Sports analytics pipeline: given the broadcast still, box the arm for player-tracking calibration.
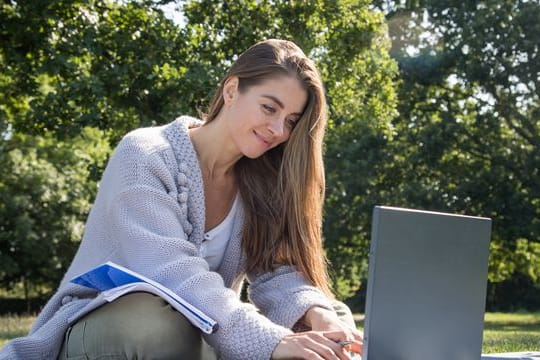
[248,267,363,360]
[247,265,334,329]
[246,251,363,357]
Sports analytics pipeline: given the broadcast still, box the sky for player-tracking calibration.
[159,2,185,27]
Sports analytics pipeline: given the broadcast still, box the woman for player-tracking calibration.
[1,39,362,359]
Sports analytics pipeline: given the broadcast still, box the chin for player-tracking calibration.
[243,152,266,159]
[242,146,274,159]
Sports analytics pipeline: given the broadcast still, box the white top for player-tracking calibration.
[200,193,240,271]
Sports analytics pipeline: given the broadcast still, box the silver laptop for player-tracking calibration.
[363,206,492,360]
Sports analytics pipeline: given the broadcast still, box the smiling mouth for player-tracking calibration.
[254,130,272,147]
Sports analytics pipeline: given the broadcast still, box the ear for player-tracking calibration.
[222,76,239,105]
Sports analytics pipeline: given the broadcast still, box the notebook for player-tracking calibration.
[362,206,492,360]
[70,262,218,334]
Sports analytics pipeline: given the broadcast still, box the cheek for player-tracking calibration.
[239,103,262,125]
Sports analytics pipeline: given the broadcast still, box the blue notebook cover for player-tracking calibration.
[71,262,218,334]
[71,263,143,291]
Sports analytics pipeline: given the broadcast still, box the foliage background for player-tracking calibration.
[0,0,539,312]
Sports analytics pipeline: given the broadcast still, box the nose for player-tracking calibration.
[268,117,285,138]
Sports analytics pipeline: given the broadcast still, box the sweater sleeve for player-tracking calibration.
[97,133,291,359]
[247,265,335,330]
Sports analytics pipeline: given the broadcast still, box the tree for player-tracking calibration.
[1,0,188,297]
[0,128,111,301]
[0,0,192,142]
[1,0,399,301]
[372,0,540,309]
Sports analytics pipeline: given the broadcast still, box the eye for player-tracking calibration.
[262,104,276,114]
[286,118,298,129]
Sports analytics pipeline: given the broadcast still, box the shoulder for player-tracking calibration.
[118,124,170,157]
[109,117,194,165]
[119,116,202,156]
[101,117,205,198]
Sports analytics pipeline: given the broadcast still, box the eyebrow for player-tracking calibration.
[261,94,303,116]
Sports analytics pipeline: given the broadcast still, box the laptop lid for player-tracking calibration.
[363,206,492,360]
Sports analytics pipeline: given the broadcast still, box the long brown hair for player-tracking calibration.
[204,39,332,296]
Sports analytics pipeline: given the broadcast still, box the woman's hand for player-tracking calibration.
[303,306,363,356]
[271,330,355,360]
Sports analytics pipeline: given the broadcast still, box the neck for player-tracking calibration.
[189,119,241,181]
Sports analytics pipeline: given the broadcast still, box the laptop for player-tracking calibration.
[362,206,492,360]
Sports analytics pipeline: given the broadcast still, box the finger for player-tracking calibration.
[307,342,348,360]
[306,333,352,360]
[320,329,350,342]
[311,330,356,357]
[280,330,358,359]
[347,339,363,355]
[342,325,363,344]
[321,330,363,358]
[303,346,328,360]
[335,329,363,355]
[274,334,327,360]
[350,331,363,354]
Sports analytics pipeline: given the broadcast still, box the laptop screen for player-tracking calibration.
[363,206,492,360]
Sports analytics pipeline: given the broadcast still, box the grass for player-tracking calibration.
[1,312,539,353]
[482,312,540,353]
[0,313,36,348]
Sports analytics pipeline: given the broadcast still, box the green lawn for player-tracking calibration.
[482,312,540,353]
[1,312,539,352]
[0,314,35,348]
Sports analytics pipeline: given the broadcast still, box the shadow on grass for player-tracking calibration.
[484,315,540,332]
[484,322,540,332]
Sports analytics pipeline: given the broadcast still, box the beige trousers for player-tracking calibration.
[57,292,356,360]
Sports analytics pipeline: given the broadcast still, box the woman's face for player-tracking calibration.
[222,75,308,159]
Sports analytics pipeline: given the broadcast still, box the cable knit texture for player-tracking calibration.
[0,116,333,360]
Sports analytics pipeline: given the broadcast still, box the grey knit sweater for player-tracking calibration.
[0,116,333,360]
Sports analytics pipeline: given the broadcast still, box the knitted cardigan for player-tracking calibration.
[0,116,333,360]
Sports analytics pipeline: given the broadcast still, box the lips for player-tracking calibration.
[253,130,272,148]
